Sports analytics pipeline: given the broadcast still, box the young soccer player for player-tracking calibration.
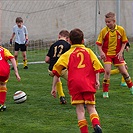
[0,46,21,111]
[10,17,29,69]
[51,28,104,133]
[45,30,70,104]
[96,12,133,98]
[110,42,130,87]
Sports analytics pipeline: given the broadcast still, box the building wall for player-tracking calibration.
[0,0,133,44]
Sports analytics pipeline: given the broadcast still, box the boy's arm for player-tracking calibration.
[45,55,50,64]
[10,58,21,81]
[116,43,126,61]
[25,34,29,46]
[125,42,130,52]
[95,73,100,90]
[10,33,15,45]
[51,75,58,98]
[97,45,106,61]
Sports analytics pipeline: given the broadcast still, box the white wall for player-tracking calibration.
[0,0,133,44]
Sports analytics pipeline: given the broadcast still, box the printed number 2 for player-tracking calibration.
[77,52,85,68]
[53,45,63,57]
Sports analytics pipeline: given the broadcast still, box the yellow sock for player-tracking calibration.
[56,81,65,98]
[121,76,125,83]
[110,69,120,75]
[23,59,27,67]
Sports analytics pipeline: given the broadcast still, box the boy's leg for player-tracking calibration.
[56,79,66,104]
[48,70,66,104]
[120,76,127,87]
[102,78,110,98]
[87,105,102,133]
[110,68,120,75]
[0,83,7,111]
[102,64,111,98]
[76,104,88,133]
[14,42,19,68]
[12,51,18,70]
[118,65,133,94]
[22,51,28,69]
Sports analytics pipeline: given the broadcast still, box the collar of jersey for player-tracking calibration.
[71,44,85,48]
[107,24,118,32]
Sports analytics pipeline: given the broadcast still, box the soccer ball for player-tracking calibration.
[13,90,27,104]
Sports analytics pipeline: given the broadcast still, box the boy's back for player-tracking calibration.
[47,39,70,71]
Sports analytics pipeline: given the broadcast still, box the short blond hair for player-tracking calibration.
[105,12,115,19]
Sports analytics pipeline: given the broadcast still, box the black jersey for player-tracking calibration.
[47,40,70,71]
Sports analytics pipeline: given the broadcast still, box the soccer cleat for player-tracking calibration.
[23,66,28,69]
[130,86,133,95]
[120,82,127,87]
[0,104,6,112]
[93,125,102,133]
[60,96,66,104]
[103,92,109,98]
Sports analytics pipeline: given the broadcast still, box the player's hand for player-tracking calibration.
[100,52,106,61]
[15,72,21,81]
[9,39,12,46]
[126,46,129,52]
[25,39,28,46]
[95,81,100,90]
[51,87,57,98]
[116,52,123,61]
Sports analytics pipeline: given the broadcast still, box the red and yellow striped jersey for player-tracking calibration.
[96,25,128,55]
[52,44,104,95]
[0,46,14,78]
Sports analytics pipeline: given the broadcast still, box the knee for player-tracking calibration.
[105,70,110,76]
[14,55,18,59]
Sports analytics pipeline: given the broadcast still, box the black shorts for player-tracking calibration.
[14,42,27,51]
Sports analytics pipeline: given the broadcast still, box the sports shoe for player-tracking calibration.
[103,92,109,98]
[130,86,133,95]
[93,125,102,133]
[60,96,66,104]
[23,66,28,69]
[121,82,127,87]
[0,104,6,112]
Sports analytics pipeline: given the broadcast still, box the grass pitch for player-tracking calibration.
[0,45,133,133]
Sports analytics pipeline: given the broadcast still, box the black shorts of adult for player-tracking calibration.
[14,42,27,51]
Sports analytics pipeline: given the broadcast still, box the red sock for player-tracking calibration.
[90,113,100,128]
[78,119,88,133]
[0,87,7,105]
[103,79,110,92]
[125,77,133,88]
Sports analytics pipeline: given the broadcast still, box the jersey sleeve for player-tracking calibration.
[24,26,28,35]
[121,27,128,43]
[52,52,69,77]
[96,27,107,46]
[4,48,14,60]
[96,30,104,46]
[47,46,52,57]
[13,26,16,33]
[88,48,104,73]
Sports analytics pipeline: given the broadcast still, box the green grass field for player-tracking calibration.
[0,45,133,133]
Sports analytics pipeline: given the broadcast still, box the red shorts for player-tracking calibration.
[104,55,124,66]
[71,92,95,105]
[0,76,8,83]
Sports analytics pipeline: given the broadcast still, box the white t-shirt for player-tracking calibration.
[13,25,28,44]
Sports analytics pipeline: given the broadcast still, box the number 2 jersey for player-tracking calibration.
[0,46,14,82]
[46,40,70,71]
[52,44,104,95]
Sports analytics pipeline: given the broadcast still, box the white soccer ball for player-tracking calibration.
[13,90,27,104]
